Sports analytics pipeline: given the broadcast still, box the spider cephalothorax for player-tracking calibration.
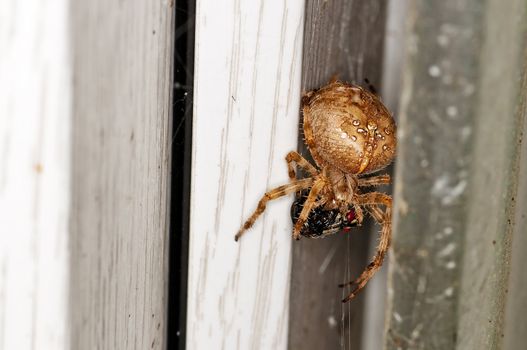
[235,79,396,302]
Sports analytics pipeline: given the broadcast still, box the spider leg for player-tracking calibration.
[285,151,318,181]
[235,178,313,241]
[340,192,392,302]
[292,178,326,240]
[365,204,385,224]
[314,198,326,207]
[353,204,365,225]
[358,174,390,187]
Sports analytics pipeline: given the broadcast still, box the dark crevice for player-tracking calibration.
[167,1,195,349]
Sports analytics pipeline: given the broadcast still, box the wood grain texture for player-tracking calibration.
[384,1,483,348]
[69,1,174,349]
[503,59,527,350]
[384,0,527,349]
[187,1,305,349]
[457,0,527,348]
[289,2,388,349]
[0,1,71,349]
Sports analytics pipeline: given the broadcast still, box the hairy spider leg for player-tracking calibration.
[365,204,385,224]
[339,192,392,302]
[352,203,365,224]
[358,174,391,187]
[292,178,326,240]
[352,173,391,225]
[234,178,314,242]
[285,151,319,181]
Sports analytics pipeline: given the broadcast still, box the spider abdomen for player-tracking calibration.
[303,81,396,174]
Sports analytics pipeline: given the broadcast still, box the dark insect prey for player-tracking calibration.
[290,191,358,238]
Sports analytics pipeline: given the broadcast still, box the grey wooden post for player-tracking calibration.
[69,2,174,348]
[384,0,527,349]
[289,1,388,349]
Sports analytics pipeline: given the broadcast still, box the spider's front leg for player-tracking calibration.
[285,151,318,181]
[340,192,392,302]
[235,178,313,241]
[292,178,326,240]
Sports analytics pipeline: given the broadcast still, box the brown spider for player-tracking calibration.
[235,78,396,302]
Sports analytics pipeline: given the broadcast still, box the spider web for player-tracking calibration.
[340,234,352,349]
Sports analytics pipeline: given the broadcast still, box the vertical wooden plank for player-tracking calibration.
[384,0,527,349]
[503,68,527,349]
[362,2,409,350]
[289,1,388,349]
[69,1,174,349]
[0,1,71,349]
[457,0,527,347]
[384,1,483,348]
[187,1,304,349]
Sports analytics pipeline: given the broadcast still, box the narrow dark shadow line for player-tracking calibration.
[167,1,195,349]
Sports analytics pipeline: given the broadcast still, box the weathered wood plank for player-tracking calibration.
[0,1,71,349]
[384,1,483,348]
[289,1,388,349]
[457,0,527,347]
[187,1,305,349]
[503,67,527,349]
[69,1,175,349]
[384,0,527,349]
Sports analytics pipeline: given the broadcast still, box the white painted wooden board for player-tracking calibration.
[187,1,305,348]
[0,0,71,349]
[69,1,174,349]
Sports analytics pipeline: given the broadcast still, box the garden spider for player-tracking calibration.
[235,79,396,302]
